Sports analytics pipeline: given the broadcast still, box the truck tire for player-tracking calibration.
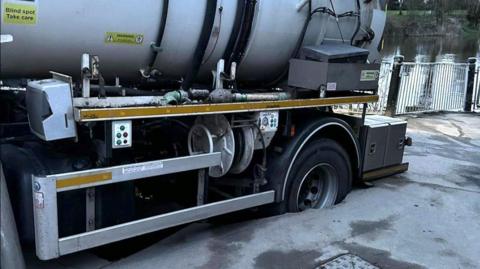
[286,139,352,212]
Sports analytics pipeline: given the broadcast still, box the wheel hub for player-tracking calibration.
[297,163,338,211]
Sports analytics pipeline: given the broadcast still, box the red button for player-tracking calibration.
[123,132,128,138]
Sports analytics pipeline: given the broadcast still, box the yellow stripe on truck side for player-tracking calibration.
[76,95,379,122]
[56,172,112,189]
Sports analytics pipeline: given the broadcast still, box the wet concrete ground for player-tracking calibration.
[27,112,480,269]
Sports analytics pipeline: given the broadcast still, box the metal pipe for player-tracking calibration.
[232,92,291,102]
[209,88,291,103]
[74,90,189,108]
[215,59,225,89]
[81,54,91,98]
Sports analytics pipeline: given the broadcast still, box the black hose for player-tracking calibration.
[223,0,247,69]
[350,0,362,46]
[98,74,106,98]
[329,0,345,43]
[148,0,169,70]
[253,123,267,189]
[225,0,257,70]
[181,0,218,90]
[202,6,223,65]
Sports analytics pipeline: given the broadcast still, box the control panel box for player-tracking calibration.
[288,59,381,92]
[360,116,407,172]
[255,111,279,150]
[112,120,132,149]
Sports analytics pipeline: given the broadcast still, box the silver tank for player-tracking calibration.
[0,0,383,83]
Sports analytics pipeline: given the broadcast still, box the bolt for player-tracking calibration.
[33,182,41,191]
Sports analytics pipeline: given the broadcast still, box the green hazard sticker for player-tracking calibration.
[3,3,37,25]
[105,32,144,45]
[360,70,380,82]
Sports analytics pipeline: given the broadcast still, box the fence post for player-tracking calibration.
[464,57,477,112]
[385,55,404,117]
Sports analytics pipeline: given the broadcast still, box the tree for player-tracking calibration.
[387,0,400,10]
[466,1,480,27]
[433,0,447,25]
[404,0,427,11]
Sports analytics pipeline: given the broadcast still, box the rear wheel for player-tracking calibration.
[286,139,352,212]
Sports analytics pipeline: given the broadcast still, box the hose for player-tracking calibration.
[147,0,169,75]
[350,0,362,46]
[253,123,267,191]
[329,0,345,43]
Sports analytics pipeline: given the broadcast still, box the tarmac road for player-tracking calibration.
[27,112,480,269]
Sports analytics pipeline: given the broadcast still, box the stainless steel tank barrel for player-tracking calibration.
[0,0,383,84]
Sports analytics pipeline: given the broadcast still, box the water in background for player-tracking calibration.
[346,35,480,115]
[381,35,480,63]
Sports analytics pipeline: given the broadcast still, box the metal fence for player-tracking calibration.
[394,62,469,114]
[339,57,479,115]
[335,62,392,114]
[474,62,480,110]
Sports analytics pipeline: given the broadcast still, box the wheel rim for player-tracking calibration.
[296,163,338,212]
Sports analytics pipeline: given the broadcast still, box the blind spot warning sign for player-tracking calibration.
[105,32,144,45]
[3,3,37,25]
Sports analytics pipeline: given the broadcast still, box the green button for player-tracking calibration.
[116,140,122,145]
[116,133,122,138]
[120,125,126,131]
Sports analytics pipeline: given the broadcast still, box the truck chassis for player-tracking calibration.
[20,93,408,260]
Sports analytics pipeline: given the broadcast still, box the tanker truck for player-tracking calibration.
[0,0,410,265]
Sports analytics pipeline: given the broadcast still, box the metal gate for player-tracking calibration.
[331,58,477,115]
[395,62,469,114]
[474,62,480,110]
[335,61,392,115]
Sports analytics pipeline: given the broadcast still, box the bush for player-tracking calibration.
[466,3,480,27]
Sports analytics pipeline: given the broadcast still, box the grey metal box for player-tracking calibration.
[26,79,77,141]
[288,59,381,92]
[361,116,407,172]
[301,43,370,62]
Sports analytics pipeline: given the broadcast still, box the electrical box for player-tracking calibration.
[288,59,381,92]
[288,43,380,92]
[112,120,132,149]
[254,111,279,150]
[26,79,77,141]
[361,116,407,172]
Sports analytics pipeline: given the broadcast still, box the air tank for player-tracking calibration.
[0,0,383,84]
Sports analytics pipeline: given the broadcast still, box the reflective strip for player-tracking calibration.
[76,96,379,122]
[56,172,112,189]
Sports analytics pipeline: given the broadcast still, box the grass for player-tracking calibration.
[462,24,480,37]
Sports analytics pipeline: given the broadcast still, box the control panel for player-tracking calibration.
[112,120,132,149]
[258,111,279,132]
[255,111,279,150]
